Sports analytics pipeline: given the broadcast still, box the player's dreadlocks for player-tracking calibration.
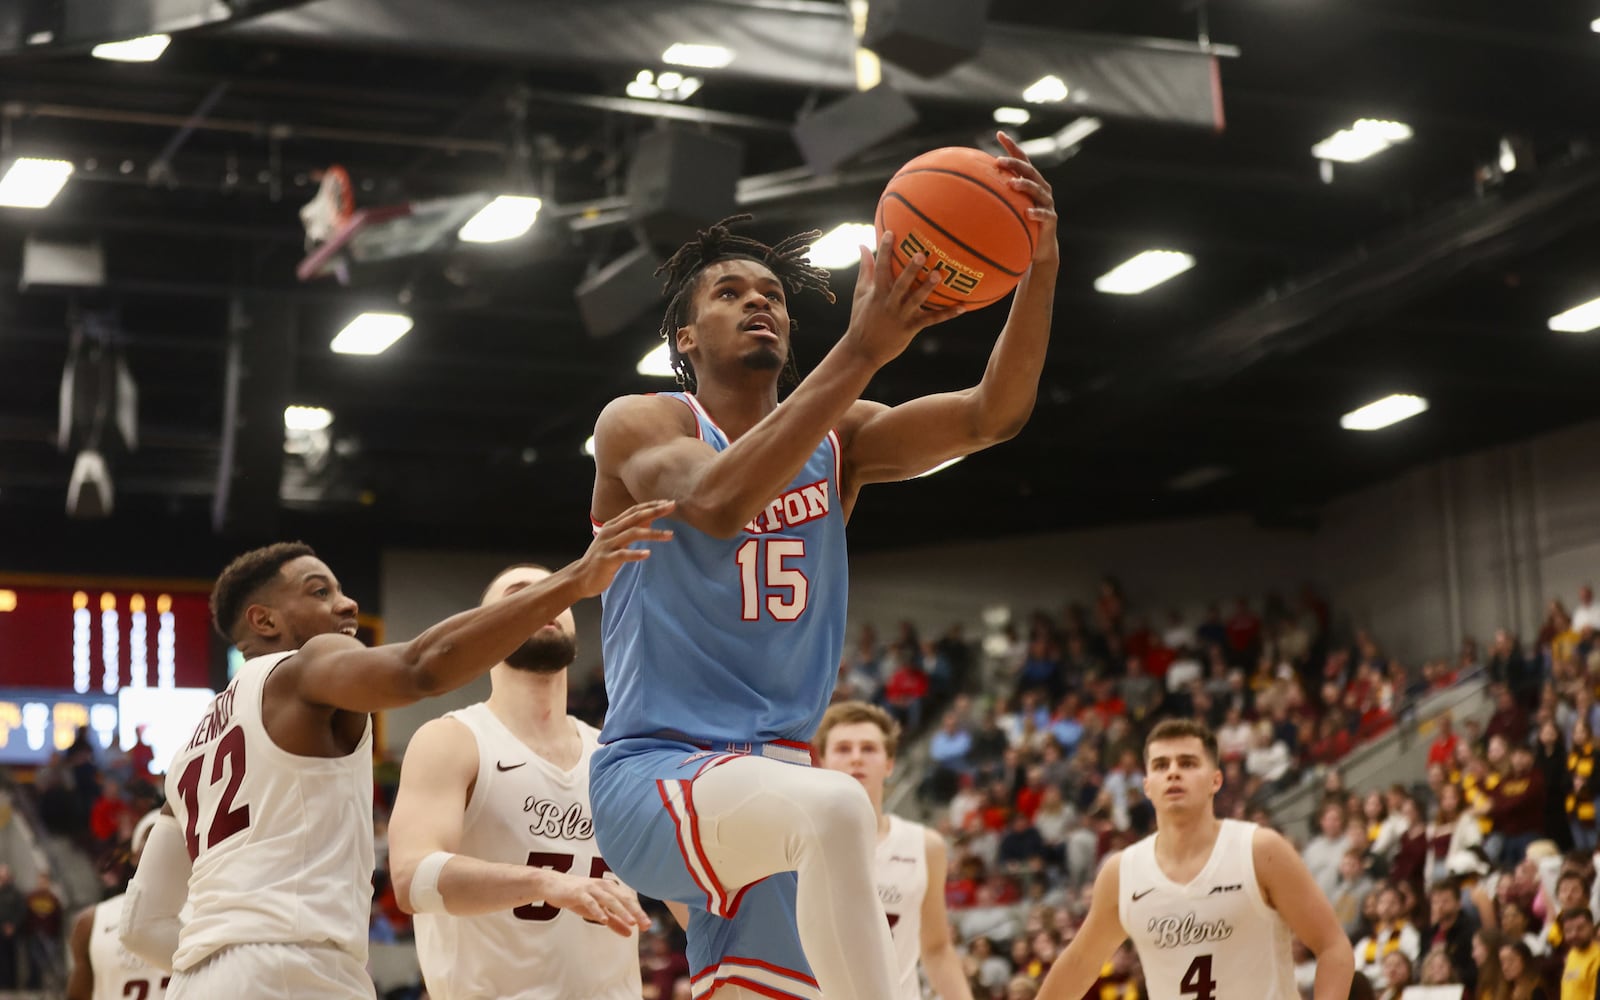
[656,214,837,391]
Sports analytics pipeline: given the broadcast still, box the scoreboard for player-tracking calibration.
[0,578,223,767]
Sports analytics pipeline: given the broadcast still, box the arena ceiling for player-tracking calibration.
[1,0,1598,559]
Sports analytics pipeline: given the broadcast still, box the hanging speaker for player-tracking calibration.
[791,84,919,175]
[863,0,991,78]
[626,129,743,251]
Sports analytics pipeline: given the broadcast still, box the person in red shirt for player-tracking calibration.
[127,725,156,780]
[87,779,130,846]
[1226,597,1262,658]
[883,659,930,729]
[1427,713,1460,768]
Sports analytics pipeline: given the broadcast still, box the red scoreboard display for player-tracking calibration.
[0,581,215,692]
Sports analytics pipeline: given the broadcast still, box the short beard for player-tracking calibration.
[741,345,784,372]
[504,631,577,674]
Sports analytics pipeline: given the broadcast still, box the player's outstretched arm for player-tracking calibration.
[1253,828,1354,1000]
[918,830,976,1000]
[284,500,673,713]
[836,131,1059,490]
[65,906,94,1000]
[118,806,189,972]
[593,233,958,538]
[1036,851,1128,1000]
[389,719,649,935]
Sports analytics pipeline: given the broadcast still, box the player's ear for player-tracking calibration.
[1211,765,1223,793]
[243,602,279,639]
[676,325,695,356]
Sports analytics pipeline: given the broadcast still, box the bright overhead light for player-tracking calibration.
[626,69,702,102]
[458,195,542,244]
[1017,116,1102,163]
[993,107,1031,125]
[914,456,965,479]
[1340,393,1429,431]
[331,312,413,355]
[1549,295,1600,333]
[91,34,171,62]
[1093,250,1195,295]
[637,343,676,378]
[663,43,734,68]
[1311,118,1413,163]
[808,223,877,269]
[1591,16,1600,31]
[283,406,333,431]
[1022,75,1069,104]
[0,158,74,209]
[583,435,597,458]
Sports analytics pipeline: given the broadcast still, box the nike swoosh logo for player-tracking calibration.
[1132,888,1156,901]
[496,761,526,772]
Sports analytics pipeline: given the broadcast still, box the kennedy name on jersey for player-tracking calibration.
[742,479,830,535]
[184,685,239,750]
[525,796,594,841]
[1148,913,1234,949]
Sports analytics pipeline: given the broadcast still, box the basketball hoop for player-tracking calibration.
[299,166,354,249]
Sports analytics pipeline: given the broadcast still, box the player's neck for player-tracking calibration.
[870,790,889,838]
[486,666,574,749]
[1154,808,1221,860]
[691,379,779,441]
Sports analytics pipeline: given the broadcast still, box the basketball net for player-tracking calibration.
[299,165,354,249]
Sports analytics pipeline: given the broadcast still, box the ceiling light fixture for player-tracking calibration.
[662,43,734,68]
[914,456,965,479]
[1093,250,1195,295]
[283,406,333,431]
[330,312,413,355]
[458,195,542,243]
[637,343,676,377]
[992,107,1031,125]
[807,223,877,269]
[1022,75,1069,104]
[583,435,597,457]
[91,34,171,62]
[1339,393,1429,431]
[0,158,74,208]
[1549,295,1600,333]
[1311,119,1413,163]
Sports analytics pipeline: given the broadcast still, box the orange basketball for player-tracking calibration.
[874,146,1040,311]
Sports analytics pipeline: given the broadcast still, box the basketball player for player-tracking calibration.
[1035,719,1354,1000]
[117,501,674,999]
[816,701,973,1000]
[387,563,648,1000]
[68,810,168,1000]
[588,131,1057,1000]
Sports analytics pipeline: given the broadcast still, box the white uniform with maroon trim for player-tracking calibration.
[1118,819,1296,1000]
[89,895,169,1000]
[163,651,374,997]
[413,704,642,1000]
[875,815,927,1000]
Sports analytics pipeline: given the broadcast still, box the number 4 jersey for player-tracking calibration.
[412,705,641,1000]
[597,391,848,746]
[1118,819,1297,1000]
[164,651,374,973]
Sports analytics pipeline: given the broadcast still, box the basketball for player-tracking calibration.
[874,146,1041,311]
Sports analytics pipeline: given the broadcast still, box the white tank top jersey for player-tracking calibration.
[89,895,169,1000]
[412,704,642,1000]
[1118,819,1297,1000]
[876,814,928,1000]
[164,651,374,972]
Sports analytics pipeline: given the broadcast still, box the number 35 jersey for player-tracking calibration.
[164,651,374,973]
[412,705,641,1000]
[1118,820,1297,1000]
[597,391,848,746]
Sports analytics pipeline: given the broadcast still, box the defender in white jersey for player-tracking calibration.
[817,702,972,1000]
[118,507,673,998]
[389,564,648,1000]
[1038,719,1354,1000]
[68,811,168,1000]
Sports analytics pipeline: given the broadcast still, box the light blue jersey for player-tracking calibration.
[596,391,847,746]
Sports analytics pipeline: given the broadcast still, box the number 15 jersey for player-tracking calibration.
[164,651,374,973]
[597,391,848,746]
[1118,820,1297,1000]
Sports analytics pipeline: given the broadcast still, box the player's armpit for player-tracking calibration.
[388,718,476,912]
[1035,851,1129,1000]
[1253,828,1354,1000]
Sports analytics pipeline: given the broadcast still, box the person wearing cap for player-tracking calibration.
[1560,907,1600,1000]
[68,810,168,1000]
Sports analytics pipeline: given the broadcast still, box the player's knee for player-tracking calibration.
[800,770,876,843]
